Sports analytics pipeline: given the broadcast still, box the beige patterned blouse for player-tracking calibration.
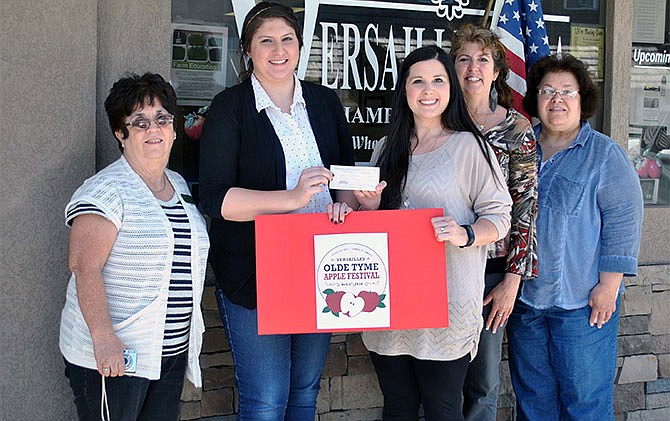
[361,131,512,361]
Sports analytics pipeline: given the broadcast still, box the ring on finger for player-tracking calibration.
[439,227,446,233]
[497,313,504,317]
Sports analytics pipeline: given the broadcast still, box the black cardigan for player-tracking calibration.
[199,78,354,309]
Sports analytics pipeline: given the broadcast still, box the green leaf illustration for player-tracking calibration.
[323,288,335,295]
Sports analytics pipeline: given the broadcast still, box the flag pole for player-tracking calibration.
[480,0,496,28]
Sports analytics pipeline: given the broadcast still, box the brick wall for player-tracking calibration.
[614,265,670,420]
[180,264,670,420]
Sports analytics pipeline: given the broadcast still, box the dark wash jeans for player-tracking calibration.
[64,352,186,421]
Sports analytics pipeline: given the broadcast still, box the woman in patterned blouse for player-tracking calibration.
[451,24,539,421]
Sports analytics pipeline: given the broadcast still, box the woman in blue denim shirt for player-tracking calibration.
[507,55,643,421]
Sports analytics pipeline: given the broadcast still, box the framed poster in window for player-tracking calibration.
[633,0,667,44]
[171,23,228,106]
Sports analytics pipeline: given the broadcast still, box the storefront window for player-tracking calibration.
[629,0,670,206]
[170,0,606,184]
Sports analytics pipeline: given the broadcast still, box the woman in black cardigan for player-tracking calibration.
[199,2,356,420]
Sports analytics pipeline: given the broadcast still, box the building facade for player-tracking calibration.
[1,0,668,419]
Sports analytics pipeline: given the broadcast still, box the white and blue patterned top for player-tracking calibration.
[60,156,209,386]
[251,73,333,214]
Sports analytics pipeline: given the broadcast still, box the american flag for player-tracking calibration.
[491,0,551,116]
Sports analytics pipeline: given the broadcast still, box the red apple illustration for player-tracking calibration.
[340,292,365,317]
[184,114,205,140]
[324,291,345,315]
[357,291,380,312]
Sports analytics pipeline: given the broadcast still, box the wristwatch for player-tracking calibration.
[459,224,475,248]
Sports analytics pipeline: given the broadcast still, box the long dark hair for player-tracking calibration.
[377,45,498,210]
[238,2,303,81]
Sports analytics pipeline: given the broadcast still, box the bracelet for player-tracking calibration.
[459,224,475,248]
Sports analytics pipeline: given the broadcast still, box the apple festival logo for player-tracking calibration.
[317,243,388,318]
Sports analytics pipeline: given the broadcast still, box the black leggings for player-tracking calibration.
[370,352,470,421]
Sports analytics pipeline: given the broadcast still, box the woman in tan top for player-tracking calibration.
[349,45,511,420]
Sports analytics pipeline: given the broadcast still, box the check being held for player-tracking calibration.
[329,165,380,191]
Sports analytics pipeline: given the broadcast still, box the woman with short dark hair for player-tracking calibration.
[60,72,210,420]
[507,54,643,420]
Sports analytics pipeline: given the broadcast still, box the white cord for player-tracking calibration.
[101,375,110,421]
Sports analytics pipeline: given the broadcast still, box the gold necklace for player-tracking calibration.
[412,129,449,154]
[472,110,494,132]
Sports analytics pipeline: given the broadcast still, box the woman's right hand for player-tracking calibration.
[92,332,126,377]
[290,166,334,208]
[354,181,387,211]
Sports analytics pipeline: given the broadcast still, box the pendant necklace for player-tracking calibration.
[473,111,493,132]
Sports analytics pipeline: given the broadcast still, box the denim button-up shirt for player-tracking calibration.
[519,122,643,310]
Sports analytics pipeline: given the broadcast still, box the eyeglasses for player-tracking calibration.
[538,86,579,99]
[125,113,174,130]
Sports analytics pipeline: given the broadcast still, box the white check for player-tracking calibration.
[329,165,380,191]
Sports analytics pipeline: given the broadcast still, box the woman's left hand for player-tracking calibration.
[354,181,386,212]
[588,281,619,329]
[92,332,127,377]
[431,215,468,246]
[326,202,353,224]
[483,273,521,333]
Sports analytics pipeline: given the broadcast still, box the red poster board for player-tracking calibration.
[255,208,448,334]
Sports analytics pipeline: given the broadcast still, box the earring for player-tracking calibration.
[489,82,498,112]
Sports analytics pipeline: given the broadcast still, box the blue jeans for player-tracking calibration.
[216,286,331,421]
[462,272,505,421]
[507,298,620,421]
[64,352,186,421]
